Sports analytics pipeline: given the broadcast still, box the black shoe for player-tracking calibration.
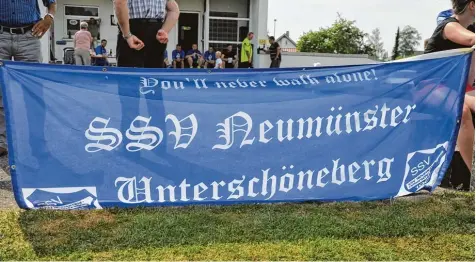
[0,147,7,157]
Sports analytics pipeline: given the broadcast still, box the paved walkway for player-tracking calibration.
[0,155,16,209]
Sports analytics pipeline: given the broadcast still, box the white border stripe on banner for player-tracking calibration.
[387,47,475,63]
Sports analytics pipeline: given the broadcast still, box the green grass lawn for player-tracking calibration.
[0,191,474,261]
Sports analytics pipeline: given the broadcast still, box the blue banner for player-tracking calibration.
[0,50,472,210]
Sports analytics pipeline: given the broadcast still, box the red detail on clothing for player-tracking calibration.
[466,84,475,93]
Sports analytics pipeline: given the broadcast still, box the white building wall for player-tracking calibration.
[209,0,248,16]
[53,0,116,62]
[250,0,268,68]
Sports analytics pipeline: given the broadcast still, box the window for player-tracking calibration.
[210,43,236,53]
[208,11,250,49]
[65,6,99,16]
[64,5,99,38]
[209,12,238,42]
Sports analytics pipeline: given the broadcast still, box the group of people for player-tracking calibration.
[73,22,110,66]
[127,30,281,70]
[164,44,237,69]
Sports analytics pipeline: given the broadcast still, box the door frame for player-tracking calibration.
[175,11,203,52]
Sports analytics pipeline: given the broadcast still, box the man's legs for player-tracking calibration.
[117,22,148,157]
[12,31,44,158]
[12,32,42,62]
[0,32,14,154]
[239,62,250,68]
[225,62,234,69]
[141,22,167,155]
[270,59,281,68]
[197,58,204,68]
[143,22,166,68]
[187,57,193,68]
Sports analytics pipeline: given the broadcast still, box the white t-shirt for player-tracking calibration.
[215,58,223,69]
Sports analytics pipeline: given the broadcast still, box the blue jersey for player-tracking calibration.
[172,50,185,60]
[204,51,216,61]
[437,9,453,25]
[186,49,202,61]
[94,45,108,66]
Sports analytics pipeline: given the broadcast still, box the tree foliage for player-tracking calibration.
[399,25,422,57]
[367,28,386,60]
[297,14,374,55]
[391,27,401,60]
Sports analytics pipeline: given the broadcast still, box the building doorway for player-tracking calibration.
[178,12,200,52]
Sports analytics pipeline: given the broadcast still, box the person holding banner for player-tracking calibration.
[0,0,57,156]
[114,0,179,68]
[425,0,475,170]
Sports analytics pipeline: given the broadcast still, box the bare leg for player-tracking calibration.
[457,101,474,171]
[465,95,475,111]
[457,50,475,170]
[468,51,475,87]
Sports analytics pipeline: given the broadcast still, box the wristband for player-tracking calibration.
[123,32,133,40]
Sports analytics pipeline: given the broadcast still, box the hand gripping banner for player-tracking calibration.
[0,49,472,210]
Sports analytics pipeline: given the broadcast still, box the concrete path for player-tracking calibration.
[0,155,16,209]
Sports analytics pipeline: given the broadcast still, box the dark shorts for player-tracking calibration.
[270,59,281,68]
[239,62,252,68]
[174,60,184,68]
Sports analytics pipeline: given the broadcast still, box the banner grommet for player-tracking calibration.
[0,61,3,67]
[10,165,15,170]
[102,68,107,72]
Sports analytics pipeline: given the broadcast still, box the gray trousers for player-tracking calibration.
[270,59,281,68]
[0,30,42,150]
[74,48,91,66]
